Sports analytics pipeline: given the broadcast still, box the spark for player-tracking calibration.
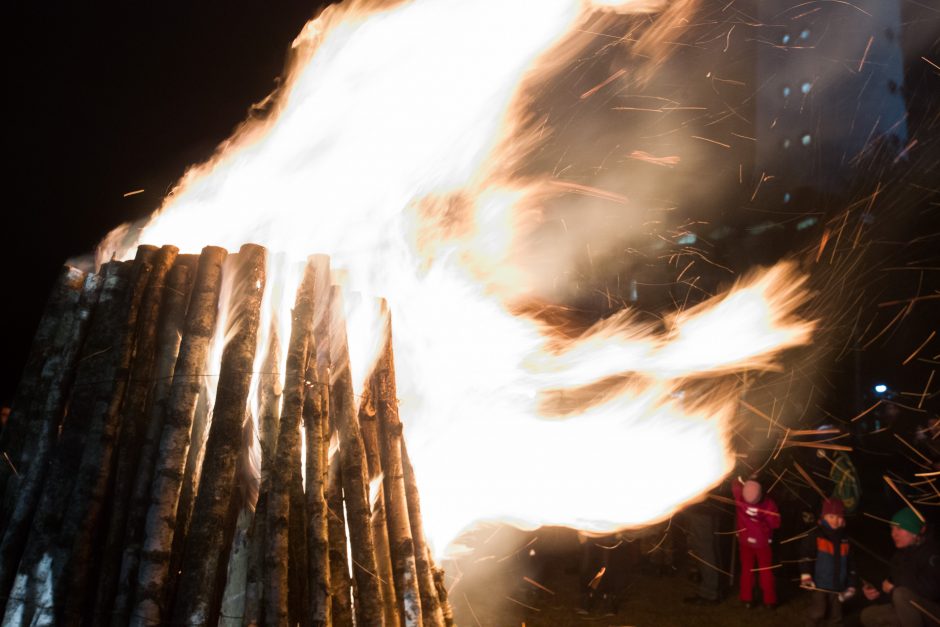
[911,600,940,624]
[505,596,540,611]
[857,36,874,72]
[902,333,936,366]
[862,512,894,525]
[580,68,627,99]
[850,400,883,422]
[883,475,926,523]
[2,452,18,477]
[687,550,732,576]
[690,135,731,148]
[122,189,146,198]
[918,370,935,409]
[793,461,826,499]
[626,150,680,167]
[522,576,555,595]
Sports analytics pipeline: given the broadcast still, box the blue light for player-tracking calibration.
[874,384,888,394]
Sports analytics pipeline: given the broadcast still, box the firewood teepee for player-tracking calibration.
[0,243,453,627]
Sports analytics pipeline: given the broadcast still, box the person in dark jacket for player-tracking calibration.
[799,498,857,626]
[861,507,940,626]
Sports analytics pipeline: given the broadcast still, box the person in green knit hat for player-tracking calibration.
[861,507,940,626]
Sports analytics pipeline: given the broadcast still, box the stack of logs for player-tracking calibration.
[0,243,453,627]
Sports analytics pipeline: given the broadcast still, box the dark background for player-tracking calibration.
[3,0,326,401]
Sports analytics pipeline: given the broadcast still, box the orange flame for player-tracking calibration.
[99,0,814,554]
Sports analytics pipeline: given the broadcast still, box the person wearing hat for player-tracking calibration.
[861,507,940,626]
[732,476,781,609]
[799,498,857,626]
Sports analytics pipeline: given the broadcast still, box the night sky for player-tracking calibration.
[3,0,939,413]
[4,1,325,401]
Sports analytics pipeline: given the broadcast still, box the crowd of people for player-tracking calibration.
[572,435,940,626]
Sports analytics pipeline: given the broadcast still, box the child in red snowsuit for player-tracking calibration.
[733,477,781,608]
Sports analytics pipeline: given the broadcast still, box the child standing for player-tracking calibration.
[733,477,781,608]
[799,498,857,626]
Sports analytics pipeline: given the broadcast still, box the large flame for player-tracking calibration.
[101,0,815,553]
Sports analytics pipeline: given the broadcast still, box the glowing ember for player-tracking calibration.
[99,0,815,554]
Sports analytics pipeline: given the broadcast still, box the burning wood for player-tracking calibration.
[0,243,450,626]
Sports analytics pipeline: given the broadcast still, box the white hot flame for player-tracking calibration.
[101,0,815,554]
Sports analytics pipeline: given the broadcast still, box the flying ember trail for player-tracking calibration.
[100,0,816,553]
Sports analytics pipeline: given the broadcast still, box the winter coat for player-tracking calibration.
[889,536,940,602]
[799,520,857,591]
[732,481,781,547]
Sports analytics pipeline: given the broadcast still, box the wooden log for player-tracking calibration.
[432,568,455,627]
[329,287,386,627]
[106,255,197,626]
[57,252,154,626]
[94,245,178,623]
[359,382,401,627]
[217,398,257,627]
[305,358,331,627]
[0,269,100,608]
[305,254,332,627]
[288,462,310,625]
[171,243,266,627]
[167,362,212,600]
[375,309,423,627]
[243,329,282,627]
[131,246,227,627]
[219,507,252,627]
[326,452,353,626]
[401,442,446,627]
[0,266,89,509]
[265,260,315,627]
[1,250,148,626]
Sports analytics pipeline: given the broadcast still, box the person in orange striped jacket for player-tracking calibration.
[799,498,857,626]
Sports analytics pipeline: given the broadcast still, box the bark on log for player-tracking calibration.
[106,255,197,627]
[432,568,455,627]
[288,464,309,625]
[265,260,315,627]
[1,250,148,626]
[401,442,446,627]
[131,246,227,627]
[0,266,88,510]
[243,328,280,626]
[0,269,99,609]
[2,254,146,627]
[326,453,353,626]
[359,383,401,627]
[243,329,281,627]
[375,310,423,627]
[167,369,211,599]
[329,287,386,627]
[171,243,266,627]
[219,507,252,627]
[94,245,178,624]
[305,354,331,627]
[57,252,154,626]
